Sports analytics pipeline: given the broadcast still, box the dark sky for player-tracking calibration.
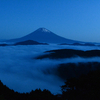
[0,0,100,42]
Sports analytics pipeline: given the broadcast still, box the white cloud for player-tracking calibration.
[0,44,100,94]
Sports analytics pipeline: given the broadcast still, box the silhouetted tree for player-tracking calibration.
[0,80,60,100]
[61,70,100,100]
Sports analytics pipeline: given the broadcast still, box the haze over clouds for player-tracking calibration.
[0,45,100,94]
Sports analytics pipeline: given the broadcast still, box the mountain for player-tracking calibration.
[36,49,100,59]
[59,42,96,46]
[7,28,80,43]
[14,40,48,45]
[0,44,8,46]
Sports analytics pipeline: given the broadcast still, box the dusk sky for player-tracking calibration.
[0,0,100,42]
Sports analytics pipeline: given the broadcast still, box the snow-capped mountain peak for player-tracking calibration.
[42,28,50,32]
[37,28,51,33]
[6,27,77,43]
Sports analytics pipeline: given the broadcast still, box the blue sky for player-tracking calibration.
[0,0,100,42]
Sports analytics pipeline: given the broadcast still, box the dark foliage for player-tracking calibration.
[36,49,100,59]
[0,80,60,100]
[1,63,100,100]
[57,62,100,80]
[61,70,100,100]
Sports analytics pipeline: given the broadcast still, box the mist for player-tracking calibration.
[0,44,100,94]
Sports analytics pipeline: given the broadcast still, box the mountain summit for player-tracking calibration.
[35,28,51,33]
[7,28,77,43]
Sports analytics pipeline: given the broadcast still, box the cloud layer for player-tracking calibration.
[0,45,100,94]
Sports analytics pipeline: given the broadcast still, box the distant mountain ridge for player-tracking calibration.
[7,28,80,43]
[14,40,48,45]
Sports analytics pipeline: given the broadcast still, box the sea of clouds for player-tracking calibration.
[0,44,100,94]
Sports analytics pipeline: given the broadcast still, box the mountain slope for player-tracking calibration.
[7,28,79,43]
[14,40,48,45]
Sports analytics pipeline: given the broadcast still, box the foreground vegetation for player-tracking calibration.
[0,81,60,100]
[61,70,100,100]
[0,69,100,100]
